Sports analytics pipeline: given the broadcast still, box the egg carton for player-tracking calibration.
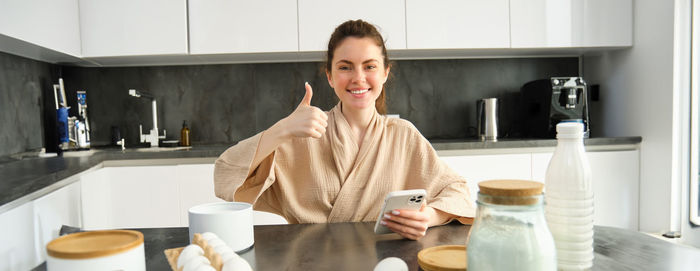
[164,232,252,271]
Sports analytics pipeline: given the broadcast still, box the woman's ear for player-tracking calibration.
[326,70,334,88]
[382,66,390,84]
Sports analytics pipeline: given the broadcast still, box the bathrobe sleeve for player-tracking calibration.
[213,131,277,204]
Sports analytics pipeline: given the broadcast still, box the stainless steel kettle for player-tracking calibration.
[477,98,498,141]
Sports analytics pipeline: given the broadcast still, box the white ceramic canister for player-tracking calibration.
[188,202,254,252]
[46,230,145,271]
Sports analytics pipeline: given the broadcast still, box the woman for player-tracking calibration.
[214,20,474,240]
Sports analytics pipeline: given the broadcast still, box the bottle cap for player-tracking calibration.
[556,122,584,138]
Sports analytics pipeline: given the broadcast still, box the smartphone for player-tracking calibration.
[374,189,427,234]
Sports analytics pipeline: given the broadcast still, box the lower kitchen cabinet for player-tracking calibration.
[33,181,82,260]
[0,180,83,271]
[532,150,640,230]
[440,153,532,205]
[440,149,640,230]
[176,164,223,226]
[82,166,181,230]
[0,202,38,271]
[81,164,220,229]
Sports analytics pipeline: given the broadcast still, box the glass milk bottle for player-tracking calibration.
[467,180,556,271]
[545,122,594,270]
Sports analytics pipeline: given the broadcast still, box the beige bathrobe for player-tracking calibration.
[214,103,475,224]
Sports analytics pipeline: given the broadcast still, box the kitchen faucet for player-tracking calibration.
[129,89,165,147]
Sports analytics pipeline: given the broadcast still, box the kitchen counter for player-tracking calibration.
[31,221,700,271]
[0,137,641,213]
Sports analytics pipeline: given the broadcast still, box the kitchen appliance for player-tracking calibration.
[76,90,91,148]
[52,79,90,151]
[477,98,498,141]
[520,77,590,138]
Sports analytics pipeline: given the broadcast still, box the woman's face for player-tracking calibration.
[326,37,389,112]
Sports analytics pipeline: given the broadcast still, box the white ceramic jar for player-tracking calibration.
[46,230,145,271]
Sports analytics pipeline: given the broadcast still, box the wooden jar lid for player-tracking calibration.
[478,180,543,205]
[47,230,144,259]
[417,245,466,271]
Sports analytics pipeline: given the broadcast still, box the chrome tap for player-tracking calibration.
[129,89,166,147]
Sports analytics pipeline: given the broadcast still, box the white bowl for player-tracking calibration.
[188,202,254,253]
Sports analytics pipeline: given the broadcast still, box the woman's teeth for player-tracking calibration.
[350,89,369,94]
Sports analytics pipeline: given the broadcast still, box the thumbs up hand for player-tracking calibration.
[277,82,328,139]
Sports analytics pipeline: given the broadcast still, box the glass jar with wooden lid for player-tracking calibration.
[46,230,145,271]
[466,180,556,271]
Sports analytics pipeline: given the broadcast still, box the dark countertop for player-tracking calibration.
[1,137,641,213]
[32,222,700,271]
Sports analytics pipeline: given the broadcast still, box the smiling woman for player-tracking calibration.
[213,19,475,241]
[324,20,391,115]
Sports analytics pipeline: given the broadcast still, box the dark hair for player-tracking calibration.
[325,19,391,115]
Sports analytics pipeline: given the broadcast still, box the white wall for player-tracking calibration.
[681,0,700,248]
[583,1,676,233]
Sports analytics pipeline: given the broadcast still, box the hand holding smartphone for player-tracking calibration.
[374,189,427,234]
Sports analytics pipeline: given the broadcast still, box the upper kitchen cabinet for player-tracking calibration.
[0,0,82,62]
[298,0,406,51]
[189,0,298,54]
[510,0,633,48]
[405,0,510,49]
[79,0,188,57]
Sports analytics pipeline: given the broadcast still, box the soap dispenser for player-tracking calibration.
[180,120,191,146]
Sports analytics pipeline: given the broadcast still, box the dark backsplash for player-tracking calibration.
[0,51,578,155]
[0,52,57,157]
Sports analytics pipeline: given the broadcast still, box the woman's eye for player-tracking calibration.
[366,65,376,70]
[338,66,350,71]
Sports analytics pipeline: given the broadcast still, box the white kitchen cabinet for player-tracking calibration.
[81,166,180,230]
[189,0,298,54]
[406,0,510,49]
[510,0,632,48]
[32,181,82,261]
[440,149,639,230]
[78,0,188,57]
[298,0,406,51]
[532,150,640,230]
[581,0,633,47]
[440,153,532,204]
[82,164,223,229]
[176,164,224,226]
[0,202,38,271]
[0,0,81,56]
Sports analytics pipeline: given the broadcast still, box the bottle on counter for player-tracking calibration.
[180,120,191,147]
[545,122,594,270]
[467,180,556,271]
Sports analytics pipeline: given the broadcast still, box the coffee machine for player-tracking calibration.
[520,77,590,138]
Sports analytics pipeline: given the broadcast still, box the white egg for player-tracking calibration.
[373,257,408,271]
[177,244,205,268]
[201,232,219,241]
[207,238,226,248]
[220,250,240,262]
[213,243,235,255]
[222,257,253,271]
[183,255,211,271]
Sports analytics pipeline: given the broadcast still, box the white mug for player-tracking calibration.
[188,202,254,252]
